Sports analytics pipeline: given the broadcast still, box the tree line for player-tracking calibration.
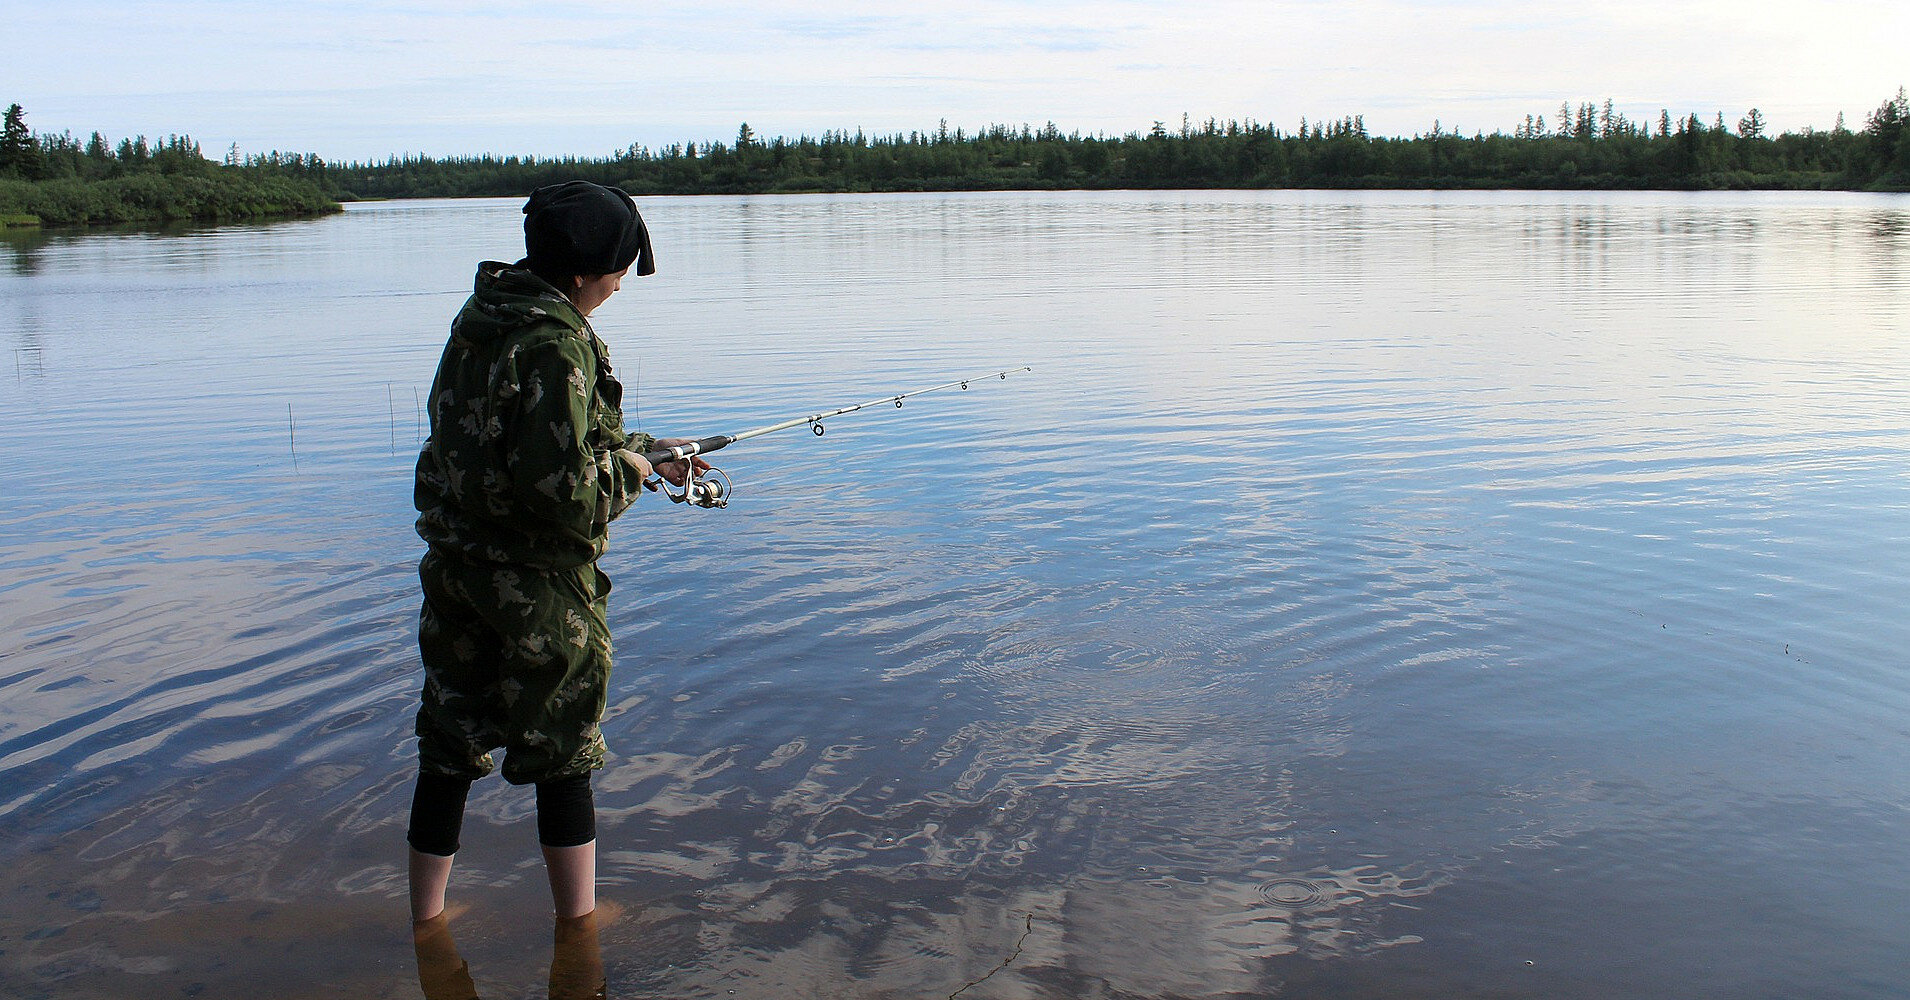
[323,91,1910,199]
[0,103,340,227]
[4,91,1907,227]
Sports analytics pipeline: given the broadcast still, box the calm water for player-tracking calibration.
[2,190,1908,999]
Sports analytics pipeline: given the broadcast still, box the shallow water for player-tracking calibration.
[2,189,1908,998]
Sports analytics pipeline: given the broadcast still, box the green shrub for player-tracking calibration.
[0,170,340,226]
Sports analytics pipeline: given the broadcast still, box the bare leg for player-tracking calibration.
[541,841,596,919]
[410,848,456,923]
[407,772,471,923]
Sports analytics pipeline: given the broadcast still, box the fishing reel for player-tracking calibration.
[645,466,732,509]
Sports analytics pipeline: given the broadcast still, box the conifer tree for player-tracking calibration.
[2,103,45,178]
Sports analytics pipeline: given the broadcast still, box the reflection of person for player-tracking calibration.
[405,180,703,927]
[410,912,478,1000]
[412,908,609,1000]
[548,910,611,1000]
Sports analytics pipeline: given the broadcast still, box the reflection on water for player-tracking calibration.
[2,190,1909,998]
[413,908,608,1000]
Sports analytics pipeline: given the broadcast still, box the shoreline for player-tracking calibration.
[0,175,343,229]
[0,203,342,231]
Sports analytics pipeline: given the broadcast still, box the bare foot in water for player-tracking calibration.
[413,901,473,935]
[587,898,626,926]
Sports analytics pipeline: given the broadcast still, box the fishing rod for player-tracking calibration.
[636,366,1032,509]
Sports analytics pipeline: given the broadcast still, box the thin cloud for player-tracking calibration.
[7,0,1904,161]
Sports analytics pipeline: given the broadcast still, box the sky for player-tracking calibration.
[6,0,1907,163]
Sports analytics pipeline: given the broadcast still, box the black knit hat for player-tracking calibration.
[522,181,655,278]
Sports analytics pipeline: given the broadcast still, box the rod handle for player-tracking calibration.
[638,434,734,467]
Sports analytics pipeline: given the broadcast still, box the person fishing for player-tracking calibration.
[404,180,705,933]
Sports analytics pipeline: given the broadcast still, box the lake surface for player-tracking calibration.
[2,189,1908,999]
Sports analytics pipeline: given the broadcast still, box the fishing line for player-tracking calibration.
[638,366,1032,509]
[948,913,1036,1000]
[631,353,643,438]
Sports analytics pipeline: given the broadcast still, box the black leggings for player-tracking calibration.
[407,773,596,856]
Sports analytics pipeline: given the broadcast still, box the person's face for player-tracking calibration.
[570,267,629,316]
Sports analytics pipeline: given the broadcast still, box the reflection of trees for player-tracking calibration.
[1868,211,1906,242]
[4,231,47,378]
[2,225,48,276]
[4,225,55,380]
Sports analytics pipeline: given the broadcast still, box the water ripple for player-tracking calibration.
[4,190,1909,998]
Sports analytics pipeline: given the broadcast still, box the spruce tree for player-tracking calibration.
[2,103,44,178]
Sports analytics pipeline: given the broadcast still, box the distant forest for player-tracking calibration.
[327,92,1910,199]
[4,91,1908,227]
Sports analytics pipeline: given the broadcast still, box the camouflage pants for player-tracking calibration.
[415,549,614,784]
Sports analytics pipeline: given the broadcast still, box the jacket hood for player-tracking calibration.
[450,261,588,346]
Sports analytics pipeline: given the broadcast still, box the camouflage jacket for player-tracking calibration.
[414,262,656,570]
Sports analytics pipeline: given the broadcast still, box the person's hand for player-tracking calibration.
[652,438,712,487]
[614,448,653,482]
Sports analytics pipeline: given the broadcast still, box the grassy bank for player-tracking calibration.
[0,172,341,227]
